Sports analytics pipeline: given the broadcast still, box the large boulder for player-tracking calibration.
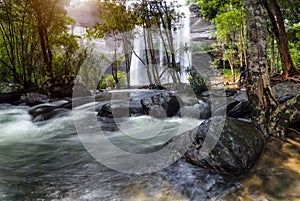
[98,90,182,119]
[98,100,143,119]
[227,100,250,118]
[272,82,300,103]
[140,91,181,117]
[179,95,250,120]
[25,92,49,106]
[211,90,250,119]
[171,117,265,175]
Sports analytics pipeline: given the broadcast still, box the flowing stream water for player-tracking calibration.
[0,103,239,200]
[1,99,300,200]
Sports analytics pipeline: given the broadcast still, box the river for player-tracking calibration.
[0,102,299,200]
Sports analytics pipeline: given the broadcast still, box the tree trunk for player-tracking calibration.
[228,59,235,83]
[113,41,119,89]
[143,28,153,85]
[244,0,278,136]
[122,32,132,88]
[245,0,300,137]
[37,18,53,98]
[262,0,299,78]
[270,31,275,74]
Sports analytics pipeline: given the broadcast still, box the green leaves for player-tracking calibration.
[88,1,137,38]
[0,0,83,88]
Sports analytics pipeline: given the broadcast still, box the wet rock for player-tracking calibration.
[227,101,250,118]
[194,93,250,119]
[28,103,70,122]
[226,91,250,118]
[173,117,265,175]
[25,93,49,106]
[225,98,240,112]
[98,101,137,118]
[50,100,70,108]
[272,83,300,103]
[29,104,56,121]
[139,84,167,90]
[70,96,95,108]
[211,92,250,119]
[141,91,181,117]
[97,90,182,119]
[232,91,248,102]
[40,108,70,121]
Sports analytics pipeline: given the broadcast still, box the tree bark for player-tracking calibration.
[112,40,119,89]
[37,17,53,98]
[122,32,132,88]
[262,0,299,78]
[245,0,300,137]
[270,31,275,74]
[244,0,278,135]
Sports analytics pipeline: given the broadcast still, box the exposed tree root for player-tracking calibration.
[287,127,300,136]
[285,75,300,83]
[269,94,300,136]
[270,74,300,86]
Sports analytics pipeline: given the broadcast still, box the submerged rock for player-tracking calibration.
[28,103,70,122]
[172,117,265,175]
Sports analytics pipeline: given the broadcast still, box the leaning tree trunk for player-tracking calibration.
[244,0,278,136]
[262,0,299,78]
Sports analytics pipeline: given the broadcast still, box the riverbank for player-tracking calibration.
[230,128,300,200]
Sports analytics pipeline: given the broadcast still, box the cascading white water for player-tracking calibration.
[176,5,191,83]
[129,27,149,86]
[130,3,191,86]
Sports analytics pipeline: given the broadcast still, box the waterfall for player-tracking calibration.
[129,3,191,86]
[129,27,149,86]
[177,5,191,83]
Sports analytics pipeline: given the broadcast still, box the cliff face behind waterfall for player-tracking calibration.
[66,1,215,41]
[66,1,102,28]
[190,17,216,42]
